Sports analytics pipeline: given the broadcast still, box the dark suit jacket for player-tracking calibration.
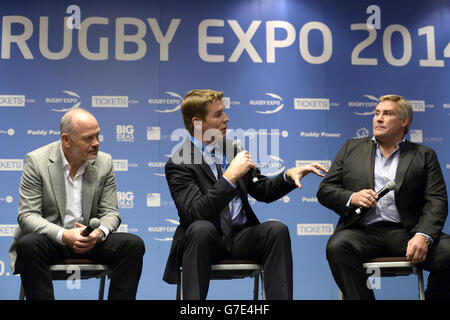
[317,137,448,238]
[163,139,296,284]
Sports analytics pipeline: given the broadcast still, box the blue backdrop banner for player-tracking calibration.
[0,0,449,299]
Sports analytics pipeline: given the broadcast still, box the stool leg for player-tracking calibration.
[417,268,425,300]
[176,271,183,300]
[99,276,106,300]
[260,271,266,300]
[19,282,25,300]
[338,288,344,300]
[253,274,259,300]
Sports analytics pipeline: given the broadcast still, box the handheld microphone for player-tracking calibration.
[81,218,100,236]
[232,140,259,183]
[355,181,396,215]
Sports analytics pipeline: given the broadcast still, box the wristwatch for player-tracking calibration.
[425,236,432,246]
[97,229,105,242]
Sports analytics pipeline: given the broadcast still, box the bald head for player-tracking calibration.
[60,108,97,138]
[60,108,100,165]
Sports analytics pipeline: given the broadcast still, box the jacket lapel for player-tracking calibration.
[82,161,97,223]
[364,139,376,190]
[48,141,66,223]
[188,140,218,183]
[394,141,416,192]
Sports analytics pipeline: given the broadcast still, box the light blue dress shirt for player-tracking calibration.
[189,136,247,226]
[358,137,403,225]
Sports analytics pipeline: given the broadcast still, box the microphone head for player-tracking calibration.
[232,139,244,152]
[386,181,396,191]
[89,218,100,229]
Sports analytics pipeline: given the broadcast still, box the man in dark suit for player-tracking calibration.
[317,94,450,299]
[163,89,327,299]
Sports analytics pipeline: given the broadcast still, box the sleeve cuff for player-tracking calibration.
[56,228,66,244]
[98,225,110,241]
[416,232,434,246]
[283,171,295,185]
[346,193,356,207]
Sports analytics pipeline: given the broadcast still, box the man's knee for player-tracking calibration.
[113,233,145,257]
[185,220,217,242]
[264,221,289,237]
[326,232,348,263]
[16,233,49,256]
[261,221,291,248]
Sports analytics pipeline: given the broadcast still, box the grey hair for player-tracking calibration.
[379,94,413,134]
[59,108,93,137]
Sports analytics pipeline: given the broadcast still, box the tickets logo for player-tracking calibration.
[0,159,24,171]
[0,225,17,237]
[294,98,330,110]
[296,160,331,171]
[297,223,334,236]
[112,159,138,171]
[0,95,25,107]
[92,96,129,108]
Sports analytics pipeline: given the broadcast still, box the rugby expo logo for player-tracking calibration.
[250,93,284,114]
[350,94,428,116]
[46,90,81,112]
[148,91,183,113]
[258,155,286,177]
[349,94,378,115]
[148,219,179,242]
[148,160,166,177]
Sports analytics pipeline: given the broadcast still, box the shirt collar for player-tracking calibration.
[60,143,88,177]
[189,134,221,155]
[371,136,405,149]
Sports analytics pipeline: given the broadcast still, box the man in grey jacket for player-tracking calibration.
[9,108,145,300]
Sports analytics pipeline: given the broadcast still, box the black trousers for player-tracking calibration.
[180,220,293,300]
[326,222,450,299]
[15,232,145,300]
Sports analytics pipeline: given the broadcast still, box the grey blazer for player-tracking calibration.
[9,140,121,273]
